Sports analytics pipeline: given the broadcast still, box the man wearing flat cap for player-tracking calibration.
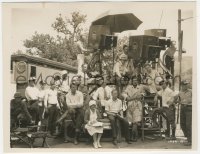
[175,80,192,146]
[113,53,129,78]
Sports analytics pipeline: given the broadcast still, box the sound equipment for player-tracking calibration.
[14,61,28,83]
[99,35,118,50]
[88,25,111,49]
[128,35,159,62]
[146,45,162,61]
[144,29,167,37]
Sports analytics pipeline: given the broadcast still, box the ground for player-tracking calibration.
[11,136,191,149]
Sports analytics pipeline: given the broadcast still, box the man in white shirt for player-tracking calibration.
[151,80,177,140]
[44,82,60,136]
[56,83,84,144]
[106,89,131,145]
[38,80,47,124]
[25,77,40,124]
[58,70,70,111]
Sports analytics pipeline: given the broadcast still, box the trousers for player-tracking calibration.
[108,114,130,141]
[180,105,192,143]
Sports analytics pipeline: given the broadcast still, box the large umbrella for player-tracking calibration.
[92,10,142,33]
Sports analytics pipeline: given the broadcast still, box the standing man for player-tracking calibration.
[163,41,176,76]
[44,82,60,137]
[25,77,40,124]
[151,80,177,140]
[106,89,131,145]
[56,83,84,144]
[58,70,70,111]
[176,80,192,146]
[38,80,47,125]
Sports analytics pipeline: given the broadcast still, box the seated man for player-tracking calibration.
[151,80,178,140]
[106,89,131,145]
[10,92,32,129]
[56,83,84,145]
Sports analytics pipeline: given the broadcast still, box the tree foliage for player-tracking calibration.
[23,11,87,66]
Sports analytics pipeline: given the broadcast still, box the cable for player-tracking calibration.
[181,16,196,21]
[158,10,163,28]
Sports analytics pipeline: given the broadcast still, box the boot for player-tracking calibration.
[74,131,79,145]
[165,130,170,140]
[64,120,73,143]
[131,131,137,142]
[171,128,176,140]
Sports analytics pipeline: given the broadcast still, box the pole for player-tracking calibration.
[178,9,182,90]
[177,9,182,124]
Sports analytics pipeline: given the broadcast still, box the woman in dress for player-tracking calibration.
[122,78,144,142]
[84,100,103,148]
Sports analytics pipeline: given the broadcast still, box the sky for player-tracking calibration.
[9,1,196,57]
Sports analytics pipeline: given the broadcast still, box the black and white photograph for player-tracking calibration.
[1,1,198,152]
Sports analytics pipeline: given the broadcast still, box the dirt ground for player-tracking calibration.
[11,135,191,150]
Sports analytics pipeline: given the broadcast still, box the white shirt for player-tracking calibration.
[106,98,123,114]
[66,90,84,108]
[93,86,112,106]
[113,59,135,77]
[44,89,59,107]
[60,80,70,93]
[25,86,39,101]
[157,87,177,107]
[38,88,47,106]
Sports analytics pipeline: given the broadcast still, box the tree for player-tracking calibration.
[52,12,87,43]
[23,11,87,66]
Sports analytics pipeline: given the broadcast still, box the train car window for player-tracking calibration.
[30,66,36,77]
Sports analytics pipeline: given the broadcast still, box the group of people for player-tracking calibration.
[10,44,192,148]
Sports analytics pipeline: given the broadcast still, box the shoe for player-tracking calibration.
[165,136,171,140]
[93,142,98,149]
[126,140,132,144]
[64,139,69,143]
[113,140,118,145]
[52,132,60,136]
[184,142,192,146]
[170,136,177,140]
[131,138,137,142]
[74,138,78,145]
[97,142,102,148]
[47,133,55,138]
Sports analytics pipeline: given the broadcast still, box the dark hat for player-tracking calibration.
[181,80,190,85]
[14,92,22,98]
